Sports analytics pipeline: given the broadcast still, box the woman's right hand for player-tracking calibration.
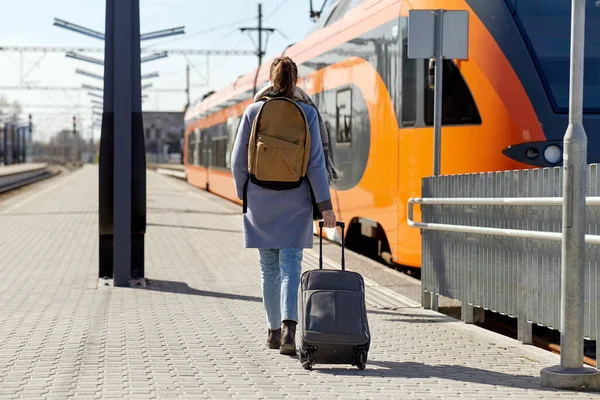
[322,210,337,229]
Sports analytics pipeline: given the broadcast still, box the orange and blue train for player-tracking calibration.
[183,0,600,269]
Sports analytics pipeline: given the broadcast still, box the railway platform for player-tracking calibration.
[0,164,52,194]
[0,165,598,399]
[0,163,49,178]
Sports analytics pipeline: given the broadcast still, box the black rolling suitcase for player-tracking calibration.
[299,221,370,370]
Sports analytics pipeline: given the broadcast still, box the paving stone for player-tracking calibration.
[0,166,595,399]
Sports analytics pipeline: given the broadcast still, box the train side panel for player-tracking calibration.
[207,169,241,205]
[186,165,208,190]
[182,0,549,269]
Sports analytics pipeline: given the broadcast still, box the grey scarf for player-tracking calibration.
[254,85,340,185]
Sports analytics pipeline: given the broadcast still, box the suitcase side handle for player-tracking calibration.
[318,221,345,271]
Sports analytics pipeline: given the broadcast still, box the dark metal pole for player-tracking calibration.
[10,124,15,164]
[185,64,190,110]
[241,3,273,96]
[113,0,133,286]
[250,3,263,96]
[131,0,147,281]
[14,127,20,163]
[0,124,4,165]
[3,124,8,165]
[21,126,26,163]
[99,0,115,279]
[257,2,262,95]
[73,115,77,163]
[29,114,32,161]
[433,10,443,177]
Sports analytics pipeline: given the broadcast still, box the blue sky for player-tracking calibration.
[0,0,321,141]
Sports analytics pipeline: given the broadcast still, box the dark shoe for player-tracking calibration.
[280,320,297,355]
[267,328,281,349]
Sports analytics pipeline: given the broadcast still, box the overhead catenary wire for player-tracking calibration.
[265,0,290,21]
[144,17,257,48]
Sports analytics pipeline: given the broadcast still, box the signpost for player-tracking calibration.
[408,9,468,176]
[408,9,469,313]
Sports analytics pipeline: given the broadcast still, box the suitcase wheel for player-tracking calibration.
[302,360,313,371]
[300,350,314,370]
[356,350,367,370]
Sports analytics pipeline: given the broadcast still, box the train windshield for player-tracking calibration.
[511,0,600,113]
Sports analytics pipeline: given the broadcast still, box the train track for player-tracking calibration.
[0,164,59,195]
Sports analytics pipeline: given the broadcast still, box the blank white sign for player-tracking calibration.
[408,9,469,60]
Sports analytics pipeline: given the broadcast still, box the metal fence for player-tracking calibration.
[412,164,600,345]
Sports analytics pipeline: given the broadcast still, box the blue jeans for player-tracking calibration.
[258,248,303,329]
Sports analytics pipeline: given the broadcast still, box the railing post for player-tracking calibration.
[414,196,438,311]
[541,0,600,390]
[461,303,474,324]
[518,251,533,345]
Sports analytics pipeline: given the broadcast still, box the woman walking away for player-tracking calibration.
[231,56,336,356]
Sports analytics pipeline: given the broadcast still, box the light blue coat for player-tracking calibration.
[231,100,332,249]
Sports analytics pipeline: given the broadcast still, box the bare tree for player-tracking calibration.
[0,96,22,125]
[35,129,89,164]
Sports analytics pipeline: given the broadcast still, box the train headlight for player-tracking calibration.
[543,145,562,164]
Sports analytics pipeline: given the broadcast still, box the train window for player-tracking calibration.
[505,0,516,13]
[325,0,351,27]
[514,1,600,112]
[198,129,207,166]
[424,60,482,126]
[348,0,366,7]
[226,116,241,168]
[402,40,417,127]
[211,124,228,168]
[187,131,196,165]
[307,2,337,34]
[336,89,352,144]
[211,140,218,167]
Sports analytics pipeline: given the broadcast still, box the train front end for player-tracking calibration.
[469,0,600,167]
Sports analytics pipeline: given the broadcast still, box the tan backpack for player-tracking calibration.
[247,96,311,190]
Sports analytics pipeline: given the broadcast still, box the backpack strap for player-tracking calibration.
[256,94,274,102]
[244,99,269,213]
[247,99,269,176]
[242,175,249,213]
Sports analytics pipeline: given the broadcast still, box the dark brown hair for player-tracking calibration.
[269,56,298,98]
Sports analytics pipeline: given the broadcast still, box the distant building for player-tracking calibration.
[143,112,184,164]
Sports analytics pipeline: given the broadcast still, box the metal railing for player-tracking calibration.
[408,197,600,244]
[408,165,600,364]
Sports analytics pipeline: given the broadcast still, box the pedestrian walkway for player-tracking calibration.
[0,165,597,399]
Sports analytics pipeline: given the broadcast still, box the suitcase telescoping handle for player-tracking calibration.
[318,221,345,271]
